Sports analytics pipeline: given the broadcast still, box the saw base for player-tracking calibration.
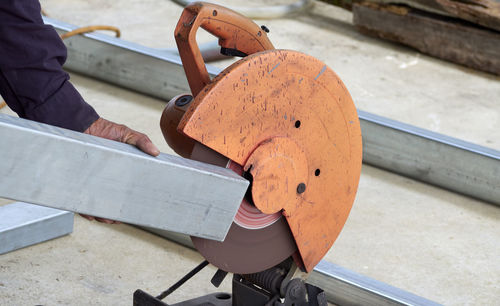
[133,265,327,306]
[134,291,232,306]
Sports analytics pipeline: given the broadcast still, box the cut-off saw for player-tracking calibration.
[135,2,362,305]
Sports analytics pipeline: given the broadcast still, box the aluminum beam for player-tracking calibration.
[44,16,500,206]
[0,114,248,241]
[0,202,73,255]
[143,229,440,306]
[311,261,441,306]
[359,110,500,206]
[44,17,220,101]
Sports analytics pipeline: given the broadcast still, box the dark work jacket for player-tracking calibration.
[0,0,99,132]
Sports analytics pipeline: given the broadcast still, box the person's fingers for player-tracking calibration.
[94,217,113,224]
[85,118,160,157]
[123,130,160,157]
[81,213,121,224]
[94,217,120,224]
[80,214,95,221]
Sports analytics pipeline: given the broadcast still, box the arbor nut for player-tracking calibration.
[175,95,193,107]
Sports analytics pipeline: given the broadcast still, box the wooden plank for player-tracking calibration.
[371,0,500,32]
[353,2,500,76]
[320,0,500,32]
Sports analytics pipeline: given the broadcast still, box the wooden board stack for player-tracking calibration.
[350,0,500,75]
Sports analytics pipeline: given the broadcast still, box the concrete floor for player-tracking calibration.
[1,0,499,305]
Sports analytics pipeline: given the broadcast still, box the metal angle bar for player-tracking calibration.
[359,110,500,206]
[44,17,500,206]
[0,202,74,255]
[43,17,221,101]
[141,229,440,306]
[0,114,248,241]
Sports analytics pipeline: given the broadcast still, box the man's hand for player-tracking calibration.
[80,117,160,224]
[85,117,160,156]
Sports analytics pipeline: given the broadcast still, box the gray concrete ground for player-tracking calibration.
[1,0,499,305]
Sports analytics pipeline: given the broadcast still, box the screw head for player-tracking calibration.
[297,183,306,194]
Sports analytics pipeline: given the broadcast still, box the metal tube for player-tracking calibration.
[170,0,314,19]
[0,114,248,241]
[359,110,500,206]
[0,202,74,255]
[46,16,500,206]
[310,261,441,306]
[44,17,213,101]
[160,40,230,62]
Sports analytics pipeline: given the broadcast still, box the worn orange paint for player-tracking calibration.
[175,2,274,97]
[174,2,362,273]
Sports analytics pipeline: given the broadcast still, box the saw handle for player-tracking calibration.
[175,2,274,96]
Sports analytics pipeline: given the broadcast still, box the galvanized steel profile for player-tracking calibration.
[0,202,74,255]
[0,114,248,241]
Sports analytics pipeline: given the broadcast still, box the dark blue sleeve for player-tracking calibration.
[0,0,99,132]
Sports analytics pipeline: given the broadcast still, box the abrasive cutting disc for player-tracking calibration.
[189,144,297,274]
[192,216,296,275]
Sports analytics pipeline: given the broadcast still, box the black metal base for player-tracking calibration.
[133,259,326,306]
[134,290,168,306]
[134,275,326,306]
[134,290,232,306]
